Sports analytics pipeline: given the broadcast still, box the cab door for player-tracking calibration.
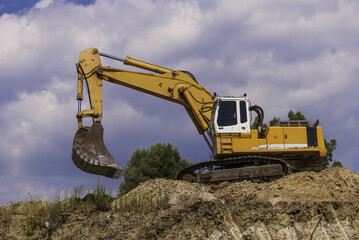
[214,99,250,134]
[238,100,250,133]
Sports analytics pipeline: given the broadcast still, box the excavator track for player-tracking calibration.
[177,156,289,183]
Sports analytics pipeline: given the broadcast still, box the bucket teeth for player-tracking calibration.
[72,122,125,179]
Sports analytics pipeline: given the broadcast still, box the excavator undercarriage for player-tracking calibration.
[177,156,289,183]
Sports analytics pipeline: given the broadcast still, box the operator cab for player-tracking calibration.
[211,96,251,134]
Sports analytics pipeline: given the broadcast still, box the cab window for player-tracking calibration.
[239,101,247,123]
[217,101,237,126]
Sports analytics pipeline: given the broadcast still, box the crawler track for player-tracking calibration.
[177,156,290,183]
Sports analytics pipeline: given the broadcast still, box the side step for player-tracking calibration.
[72,122,125,179]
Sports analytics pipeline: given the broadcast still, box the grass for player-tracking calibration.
[114,192,170,213]
[17,182,110,237]
[25,214,36,236]
[0,206,12,237]
[243,193,256,202]
[93,183,113,211]
[0,180,171,238]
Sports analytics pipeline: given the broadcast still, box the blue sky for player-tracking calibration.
[1,0,358,204]
[0,0,94,15]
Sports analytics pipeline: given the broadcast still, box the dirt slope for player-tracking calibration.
[1,167,359,239]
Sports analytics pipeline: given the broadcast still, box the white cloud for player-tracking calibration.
[35,0,54,9]
[0,80,74,175]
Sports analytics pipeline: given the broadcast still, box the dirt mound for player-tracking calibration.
[215,167,359,205]
[1,167,359,239]
[118,167,359,239]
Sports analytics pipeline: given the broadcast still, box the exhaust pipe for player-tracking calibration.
[72,121,125,179]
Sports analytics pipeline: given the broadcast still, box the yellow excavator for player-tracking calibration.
[72,48,327,183]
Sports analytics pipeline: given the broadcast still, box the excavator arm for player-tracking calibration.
[72,48,213,179]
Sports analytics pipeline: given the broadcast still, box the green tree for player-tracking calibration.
[325,138,337,163]
[288,110,306,120]
[331,160,343,168]
[251,116,260,129]
[269,116,280,126]
[324,138,343,168]
[268,110,305,126]
[118,143,191,195]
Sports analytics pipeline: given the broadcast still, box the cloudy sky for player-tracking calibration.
[1,0,358,204]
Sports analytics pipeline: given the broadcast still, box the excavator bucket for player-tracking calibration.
[72,121,125,179]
